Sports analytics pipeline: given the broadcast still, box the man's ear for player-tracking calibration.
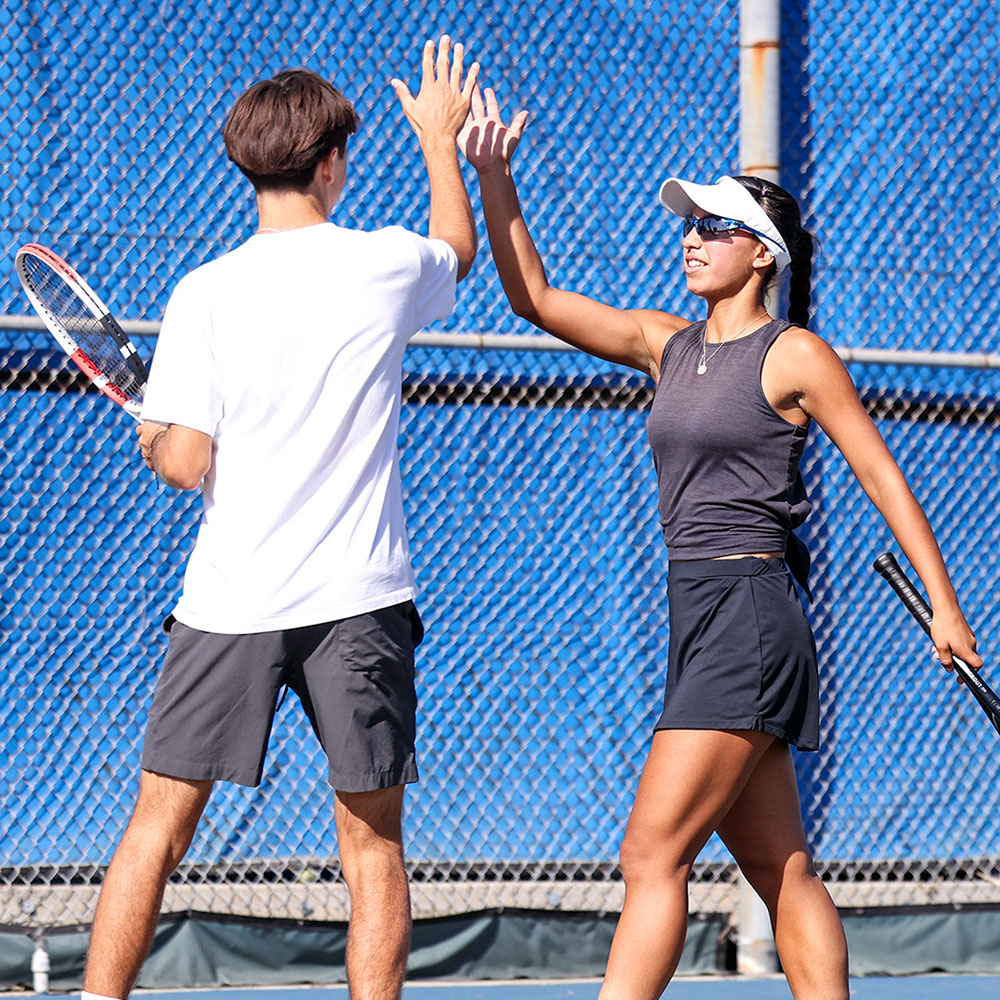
[318,147,344,184]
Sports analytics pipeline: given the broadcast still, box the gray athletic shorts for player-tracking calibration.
[140,601,424,791]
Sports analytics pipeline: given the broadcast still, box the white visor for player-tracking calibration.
[657,175,790,274]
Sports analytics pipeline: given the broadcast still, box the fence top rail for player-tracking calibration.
[3,314,999,370]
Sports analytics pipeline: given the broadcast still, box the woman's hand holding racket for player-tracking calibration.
[874,552,999,737]
[928,602,981,679]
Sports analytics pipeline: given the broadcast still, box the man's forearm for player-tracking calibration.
[147,429,193,490]
[140,423,212,491]
[422,137,477,279]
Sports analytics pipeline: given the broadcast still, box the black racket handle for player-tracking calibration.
[873,552,934,636]
[873,552,1000,730]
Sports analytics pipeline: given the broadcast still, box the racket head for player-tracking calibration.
[15,243,148,419]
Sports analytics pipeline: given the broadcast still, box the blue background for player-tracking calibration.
[2,0,1000,880]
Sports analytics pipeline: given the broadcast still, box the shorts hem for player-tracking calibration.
[328,759,419,793]
[653,719,818,752]
[140,754,264,787]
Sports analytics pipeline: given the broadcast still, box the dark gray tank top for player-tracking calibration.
[646,318,811,578]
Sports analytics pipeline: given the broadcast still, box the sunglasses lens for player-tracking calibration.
[705,216,737,235]
[683,215,744,237]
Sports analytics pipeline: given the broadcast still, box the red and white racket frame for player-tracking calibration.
[14,242,146,420]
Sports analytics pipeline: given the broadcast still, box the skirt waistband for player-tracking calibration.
[667,556,787,580]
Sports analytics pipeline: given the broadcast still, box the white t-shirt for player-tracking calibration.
[141,222,457,633]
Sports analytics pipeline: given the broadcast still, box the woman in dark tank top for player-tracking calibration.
[459,87,980,1000]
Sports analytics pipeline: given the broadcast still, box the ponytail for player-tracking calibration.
[733,175,817,329]
[787,228,813,328]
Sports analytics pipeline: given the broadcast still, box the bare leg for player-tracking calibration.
[84,770,212,998]
[717,741,849,1000]
[335,785,410,1000]
[598,729,775,1000]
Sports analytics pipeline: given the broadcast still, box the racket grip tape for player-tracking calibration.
[873,552,934,636]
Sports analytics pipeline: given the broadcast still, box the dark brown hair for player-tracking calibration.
[733,175,816,329]
[223,70,359,192]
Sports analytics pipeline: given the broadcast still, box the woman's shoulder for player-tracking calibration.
[767,323,854,403]
[628,310,701,378]
[771,323,840,365]
[635,309,699,337]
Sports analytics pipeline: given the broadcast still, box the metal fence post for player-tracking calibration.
[737,876,778,974]
[738,0,781,973]
[740,0,781,182]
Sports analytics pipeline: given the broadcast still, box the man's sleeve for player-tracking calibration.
[409,233,459,331]
[141,274,224,435]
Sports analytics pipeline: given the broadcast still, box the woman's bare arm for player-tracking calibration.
[461,87,689,377]
[769,328,981,671]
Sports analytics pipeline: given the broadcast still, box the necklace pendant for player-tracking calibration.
[696,362,708,375]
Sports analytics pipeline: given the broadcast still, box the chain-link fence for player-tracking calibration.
[2,0,1000,968]
[4,340,1000,935]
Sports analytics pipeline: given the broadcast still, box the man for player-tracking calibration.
[81,37,478,1000]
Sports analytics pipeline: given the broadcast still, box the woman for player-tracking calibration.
[458,87,981,1000]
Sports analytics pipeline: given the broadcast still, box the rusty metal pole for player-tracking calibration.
[737,0,781,975]
[740,0,781,182]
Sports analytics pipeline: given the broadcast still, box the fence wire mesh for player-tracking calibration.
[2,0,1000,954]
[4,343,1000,932]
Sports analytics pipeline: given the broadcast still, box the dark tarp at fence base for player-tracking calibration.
[842,906,1000,976]
[5,906,997,992]
[0,909,723,991]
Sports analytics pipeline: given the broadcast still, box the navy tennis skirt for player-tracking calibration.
[656,557,820,751]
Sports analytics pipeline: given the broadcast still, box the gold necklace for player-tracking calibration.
[696,313,770,375]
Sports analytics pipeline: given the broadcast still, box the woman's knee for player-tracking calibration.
[618,826,692,887]
[738,849,818,909]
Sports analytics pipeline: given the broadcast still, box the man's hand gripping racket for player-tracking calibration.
[874,552,1000,737]
[15,243,148,419]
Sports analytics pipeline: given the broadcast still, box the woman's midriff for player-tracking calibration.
[710,551,783,560]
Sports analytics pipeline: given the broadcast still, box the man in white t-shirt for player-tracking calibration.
[82,38,478,1000]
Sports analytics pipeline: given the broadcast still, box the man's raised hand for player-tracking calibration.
[391,36,480,146]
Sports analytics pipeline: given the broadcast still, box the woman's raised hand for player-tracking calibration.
[459,85,529,171]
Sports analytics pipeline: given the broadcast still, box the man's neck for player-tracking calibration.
[255,189,329,233]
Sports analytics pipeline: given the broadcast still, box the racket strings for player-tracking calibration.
[75,323,146,401]
[24,258,146,404]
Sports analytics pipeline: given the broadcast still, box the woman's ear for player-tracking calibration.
[752,243,775,272]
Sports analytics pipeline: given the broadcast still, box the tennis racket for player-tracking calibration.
[15,243,148,420]
[874,552,1000,737]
